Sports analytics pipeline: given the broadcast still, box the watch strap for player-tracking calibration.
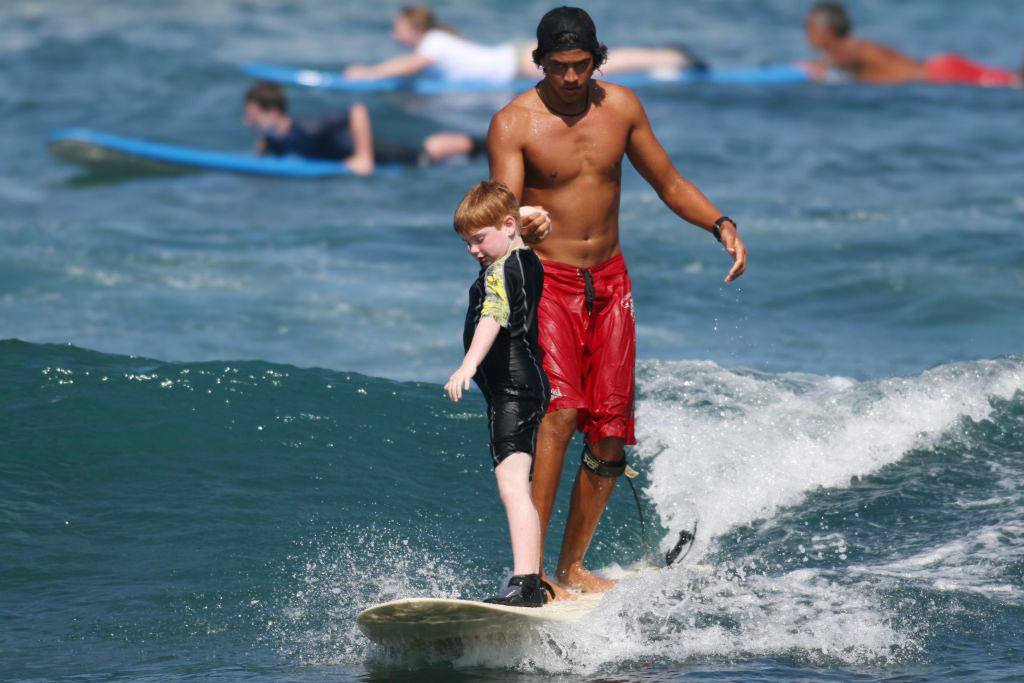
[711,215,735,242]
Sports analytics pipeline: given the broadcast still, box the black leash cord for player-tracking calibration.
[625,474,650,566]
[622,463,698,569]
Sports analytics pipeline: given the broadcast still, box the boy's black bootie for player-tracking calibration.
[483,573,555,607]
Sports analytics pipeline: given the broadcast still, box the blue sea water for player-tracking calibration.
[1,0,1023,680]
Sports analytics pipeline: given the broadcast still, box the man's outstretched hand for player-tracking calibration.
[720,224,747,283]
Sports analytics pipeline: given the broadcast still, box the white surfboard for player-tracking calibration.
[357,593,603,644]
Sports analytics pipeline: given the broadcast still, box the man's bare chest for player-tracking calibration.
[522,115,629,188]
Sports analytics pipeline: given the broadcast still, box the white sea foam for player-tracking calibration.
[852,482,1024,605]
[273,527,914,672]
[850,521,1024,604]
[493,357,1021,672]
[451,564,912,674]
[635,357,1024,546]
[267,528,478,667]
[485,358,1023,672]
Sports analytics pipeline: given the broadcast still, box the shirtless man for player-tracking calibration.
[805,2,1020,87]
[488,7,747,597]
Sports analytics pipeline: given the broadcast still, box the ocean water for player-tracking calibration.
[2,0,1023,680]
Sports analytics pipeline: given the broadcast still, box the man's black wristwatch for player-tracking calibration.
[711,216,736,243]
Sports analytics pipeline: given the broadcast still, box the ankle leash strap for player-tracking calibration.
[581,443,638,478]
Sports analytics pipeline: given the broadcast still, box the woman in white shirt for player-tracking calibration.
[343,6,702,84]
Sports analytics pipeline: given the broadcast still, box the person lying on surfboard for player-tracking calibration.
[444,180,555,608]
[804,2,1021,87]
[242,82,485,175]
[343,5,706,85]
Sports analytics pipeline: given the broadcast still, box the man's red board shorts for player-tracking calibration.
[538,252,636,446]
[924,54,1017,87]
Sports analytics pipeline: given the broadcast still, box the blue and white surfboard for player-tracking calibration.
[48,128,403,178]
[242,62,810,95]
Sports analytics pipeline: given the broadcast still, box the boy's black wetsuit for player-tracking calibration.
[263,112,423,165]
[463,246,549,466]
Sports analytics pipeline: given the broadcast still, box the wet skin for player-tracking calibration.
[488,48,746,595]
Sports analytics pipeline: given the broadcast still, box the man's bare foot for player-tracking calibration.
[539,572,576,602]
[555,562,617,593]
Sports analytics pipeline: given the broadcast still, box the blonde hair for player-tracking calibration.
[453,181,520,236]
[399,5,456,35]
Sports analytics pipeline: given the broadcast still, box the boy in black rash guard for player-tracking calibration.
[445,181,553,607]
[242,82,484,175]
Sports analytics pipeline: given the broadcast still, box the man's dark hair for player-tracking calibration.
[532,6,608,69]
[244,81,288,113]
[810,2,852,37]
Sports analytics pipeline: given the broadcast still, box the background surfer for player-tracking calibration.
[804,2,1021,87]
[488,7,748,598]
[343,5,704,84]
[242,82,482,175]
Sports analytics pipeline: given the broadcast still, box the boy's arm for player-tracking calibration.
[623,89,747,282]
[445,318,500,402]
[344,54,433,80]
[445,263,510,401]
[344,103,375,176]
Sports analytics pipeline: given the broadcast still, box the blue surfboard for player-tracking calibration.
[48,128,403,178]
[242,61,809,94]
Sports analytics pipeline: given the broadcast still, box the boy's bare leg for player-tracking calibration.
[494,452,541,575]
[555,436,625,592]
[530,408,578,600]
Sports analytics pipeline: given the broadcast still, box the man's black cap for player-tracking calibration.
[535,6,601,56]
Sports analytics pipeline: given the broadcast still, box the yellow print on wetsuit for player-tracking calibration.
[481,256,511,328]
